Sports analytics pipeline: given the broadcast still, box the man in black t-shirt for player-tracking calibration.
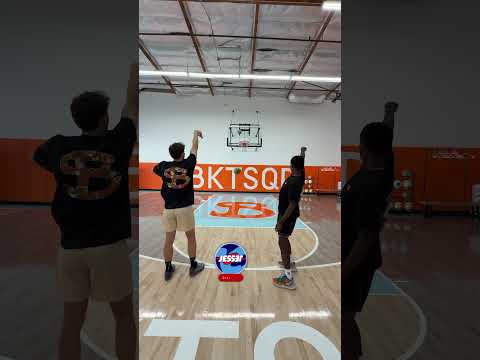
[33,65,138,360]
[272,147,306,290]
[341,102,398,360]
[153,130,205,281]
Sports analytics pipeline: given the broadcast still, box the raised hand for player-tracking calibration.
[385,101,399,114]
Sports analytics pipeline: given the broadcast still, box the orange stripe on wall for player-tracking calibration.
[342,145,480,205]
[140,163,341,193]
[341,145,359,152]
[0,138,138,203]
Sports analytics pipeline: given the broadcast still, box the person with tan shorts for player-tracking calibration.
[153,130,205,281]
[33,65,138,360]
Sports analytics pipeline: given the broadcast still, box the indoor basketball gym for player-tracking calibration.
[0,1,139,355]
[137,0,341,359]
[343,147,480,359]
[0,143,139,360]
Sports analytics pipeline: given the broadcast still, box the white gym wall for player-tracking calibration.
[139,93,341,166]
[342,0,480,147]
[0,1,137,139]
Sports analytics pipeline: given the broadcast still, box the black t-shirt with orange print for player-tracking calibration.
[154,154,196,209]
[33,117,137,249]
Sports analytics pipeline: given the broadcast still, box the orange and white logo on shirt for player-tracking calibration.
[60,150,121,200]
[164,167,191,189]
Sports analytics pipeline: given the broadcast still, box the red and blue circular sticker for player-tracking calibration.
[214,243,247,282]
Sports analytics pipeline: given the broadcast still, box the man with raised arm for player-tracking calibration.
[273,146,307,290]
[153,130,205,281]
[33,64,139,360]
[341,101,399,360]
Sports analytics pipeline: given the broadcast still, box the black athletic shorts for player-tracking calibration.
[342,269,376,313]
[277,215,298,237]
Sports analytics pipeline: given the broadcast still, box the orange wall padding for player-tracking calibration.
[0,138,138,203]
[140,163,341,193]
[346,159,361,181]
[343,146,480,206]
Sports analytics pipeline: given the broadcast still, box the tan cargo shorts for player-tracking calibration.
[57,239,132,302]
[162,206,195,232]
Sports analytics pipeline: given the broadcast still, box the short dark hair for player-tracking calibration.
[169,142,185,160]
[290,155,305,171]
[70,91,110,131]
[360,122,393,156]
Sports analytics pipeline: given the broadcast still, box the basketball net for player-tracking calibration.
[239,140,249,152]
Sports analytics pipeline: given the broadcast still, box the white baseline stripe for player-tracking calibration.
[145,319,239,338]
[139,254,340,271]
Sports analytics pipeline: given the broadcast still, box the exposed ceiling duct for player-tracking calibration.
[139,0,341,101]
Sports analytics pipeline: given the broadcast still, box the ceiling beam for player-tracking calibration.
[139,37,176,94]
[140,82,334,92]
[249,4,260,98]
[286,11,334,99]
[332,91,341,102]
[140,32,340,44]
[178,0,215,96]
[140,88,176,94]
[164,0,325,6]
[324,82,341,100]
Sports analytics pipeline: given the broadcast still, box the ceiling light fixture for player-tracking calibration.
[140,70,341,83]
[240,74,291,81]
[291,75,341,83]
[323,1,341,11]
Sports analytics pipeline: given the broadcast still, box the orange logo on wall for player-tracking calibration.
[210,202,275,219]
[139,163,341,193]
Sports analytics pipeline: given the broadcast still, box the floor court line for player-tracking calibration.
[80,249,139,360]
[138,193,424,359]
[171,194,327,270]
[139,254,340,271]
[171,221,323,270]
[376,271,427,360]
[80,332,116,360]
[84,254,425,360]
[137,261,424,359]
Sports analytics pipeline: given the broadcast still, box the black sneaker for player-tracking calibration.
[189,262,205,277]
[165,264,176,281]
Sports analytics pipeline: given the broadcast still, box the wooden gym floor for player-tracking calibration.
[136,192,341,360]
[0,204,138,360]
[2,195,479,359]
